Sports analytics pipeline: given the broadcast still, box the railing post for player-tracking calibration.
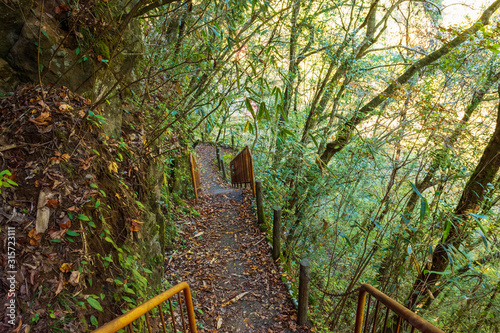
[189,153,198,202]
[272,208,282,261]
[183,286,198,333]
[255,179,265,228]
[354,287,367,333]
[298,258,310,326]
[216,146,221,171]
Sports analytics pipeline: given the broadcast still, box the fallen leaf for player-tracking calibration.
[29,111,51,125]
[55,4,69,14]
[216,316,223,329]
[69,271,80,286]
[28,228,42,246]
[60,263,74,273]
[108,162,118,173]
[52,179,62,189]
[46,198,59,209]
[28,228,40,239]
[221,292,249,307]
[58,103,72,112]
[48,229,66,240]
[55,280,64,295]
[58,216,71,229]
[129,219,143,232]
[61,153,70,162]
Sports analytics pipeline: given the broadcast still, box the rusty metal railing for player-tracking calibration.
[354,284,444,333]
[229,145,255,196]
[92,282,197,333]
[190,152,201,201]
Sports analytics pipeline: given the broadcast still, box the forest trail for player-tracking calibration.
[166,144,303,333]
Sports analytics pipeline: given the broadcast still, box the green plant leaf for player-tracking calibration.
[90,315,98,328]
[5,178,18,186]
[87,298,103,312]
[121,296,135,303]
[468,213,489,249]
[442,220,452,243]
[78,214,90,221]
[66,230,80,237]
[410,182,429,222]
[41,29,50,40]
[245,98,256,119]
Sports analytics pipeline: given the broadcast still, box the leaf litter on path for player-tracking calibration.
[166,144,308,332]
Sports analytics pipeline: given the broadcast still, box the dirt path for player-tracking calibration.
[166,144,301,332]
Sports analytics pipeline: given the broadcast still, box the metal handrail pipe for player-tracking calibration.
[92,282,197,333]
[354,284,444,333]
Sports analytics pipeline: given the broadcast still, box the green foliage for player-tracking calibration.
[0,170,18,193]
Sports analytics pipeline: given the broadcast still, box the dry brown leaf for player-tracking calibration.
[58,216,71,229]
[55,280,64,295]
[129,219,144,232]
[29,111,51,125]
[221,291,249,307]
[58,103,72,112]
[216,316,223,329]
[48,229,66,240]
[55,4,69,14]
[46,198,59,209]
[69,271,80,286]
[28,229,42,244]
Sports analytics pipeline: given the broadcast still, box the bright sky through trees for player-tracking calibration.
[442,0,492,26]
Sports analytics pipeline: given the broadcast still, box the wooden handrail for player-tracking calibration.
[190,153,201,201]
[92,282,197,333]
[229,145,255,196]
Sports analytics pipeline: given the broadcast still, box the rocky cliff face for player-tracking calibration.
[0,0,144,138]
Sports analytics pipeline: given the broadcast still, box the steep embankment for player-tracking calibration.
[0,85,171,332]
[166,144,305,332]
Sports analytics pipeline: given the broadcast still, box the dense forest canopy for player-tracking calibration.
[142,0,500,330]
[1,0,500,331]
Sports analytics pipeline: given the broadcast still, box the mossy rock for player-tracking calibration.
[93,40,111,61]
